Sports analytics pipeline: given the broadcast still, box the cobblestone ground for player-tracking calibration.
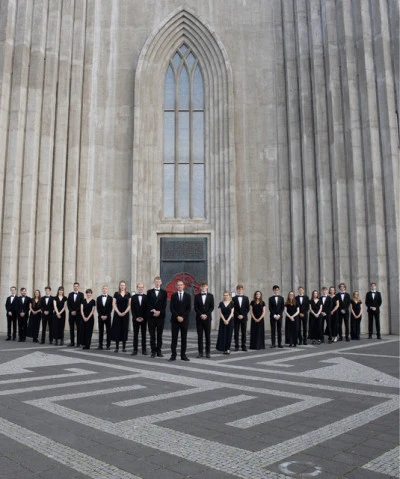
[0,331,398,479]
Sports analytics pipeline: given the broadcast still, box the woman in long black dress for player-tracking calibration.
[249,291,266,350]
[28,289,41,343]
[284,291,299,347]
[53,286,67,346]
[329,286,339,342]
[81,289,96,350]
[111,280,131,353]
[309,290,322,344]
[350,291,362,340]
[215,291,234,354]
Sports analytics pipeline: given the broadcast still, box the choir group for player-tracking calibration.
[4,278,383,360]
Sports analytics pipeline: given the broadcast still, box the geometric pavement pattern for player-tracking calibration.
[0,331,398,479]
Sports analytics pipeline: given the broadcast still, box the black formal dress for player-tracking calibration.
[351,300,362,340]
[131,293,149,354]
[285,303,298,346]
[365,291,382,338]
[296,295,310,345]
[194,292,215,356]
[27,298,41,342]
[16,296,31,342]
[329,296,339,339]
[81,299,95,349]
[233,294,250,350]
[216,301,234,352]
[53,296,67,343]
[309,299,321,341]
[96,294,113,349]
[67,291,84,346]
[40,295,54,343]
[111,292,131,349]
[5,294,18,340]
[170,291,191,359]
[268,295,285,347]
[249,301,265,350]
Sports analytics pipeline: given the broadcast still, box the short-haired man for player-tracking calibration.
[296,287,310,345]
[131,282,148,355]
[147,276,167,358]
[40,286,54,344]
[67,282,84,347]
[194,281,214,358]
[233,284,250,351]
[268,285,284,348]
[320,286,332,343]
[337,282,351,342]
[96,285,113,350]
[16,287,31,342]
[5,286,18,341]
[365,282,382,339]
[169,279,191,361]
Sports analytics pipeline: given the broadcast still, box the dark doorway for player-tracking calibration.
[160,237,207,329]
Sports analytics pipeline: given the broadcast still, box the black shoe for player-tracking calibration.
[82,346,89,350]
[151,352,156,358]
[234,346,239,352]
[303,340,307,345]
[18,339,23,342]
[59,340,64,346]
[377,335,382,339]
[106,346,111,350]
[278,345,283,348]
[181,356,190,361]
[346,337,350,342]
[338,337,343,341]
[49,340,53,345]
[40,340,45,344]
[33,339,38,343]
[242,346,247,352]
[168,356,176,361]
[68,343,75,347]
[368,335,372,339]
[206,353,211,358]
[157,352,164,358]
[131,351,138,356]
[293,344,297,347]
[328,339,332,344]
[196,354,203,358]
[289,344,293,347]
[97,345,103,350]
[122,349,127,353]
[5,337,11,341]
[270,345,276,348]
[142,351,148,355]
[114,348,119,353]
[76,344,81,347]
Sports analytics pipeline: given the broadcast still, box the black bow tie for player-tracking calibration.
[102,295,106,297]
[138,294,142,296]
[155,289,160,291]
[202,293,206,296]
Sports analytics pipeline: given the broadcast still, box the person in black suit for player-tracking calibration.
[319,286,332,343]
[147,276,167,358]
[5,286,18,341]
[131,282,148,356]
[67,282,84,347]
[365,282,382,339]
[40,286,54,344]
[194,281,214,358]
[296,286,310,345]
[96,285,113,350]
[16,287,31,342]
[169,279,191,361]
[268,285,284,348]
[337,282,351,342]
[233,284,250,352]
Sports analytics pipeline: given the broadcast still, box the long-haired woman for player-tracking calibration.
[215,291,235,354]
[53,286,67,345]
[309,290,322,344]
[249,291,266,350]
[111,280,131,352]
[28,289,41,343]
[284,291,299,347]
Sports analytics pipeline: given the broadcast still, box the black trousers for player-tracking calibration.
[270,317,282,346]
[297,312,308,342]
[82,317,94,348]
[6,313,17,339]
[69,314,82,345]
[234,317,248,348]
[98,317,111,347]
[148,316,165,353]
[196,318,211,354]
[17,314,28,340]
[320,314,331,341]
[133,319,147,352]
[338,311,350,339]
[368,310,380,336]
[41,312,53,342]
[170,320,188,357]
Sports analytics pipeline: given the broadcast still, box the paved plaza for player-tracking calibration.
[0,331,398,479]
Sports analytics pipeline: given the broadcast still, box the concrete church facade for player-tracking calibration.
[0,0,398,334]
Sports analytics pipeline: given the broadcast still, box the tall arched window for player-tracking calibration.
[163,43,205,218]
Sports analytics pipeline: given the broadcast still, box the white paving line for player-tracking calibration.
[362,446,400,477]
[339,351,399,359]
[0,368,95,385]
[0,416,143,479]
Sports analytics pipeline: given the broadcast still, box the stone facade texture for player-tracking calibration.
[0,0,398,333]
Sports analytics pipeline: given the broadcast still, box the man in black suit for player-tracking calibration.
[96,284,113,350]
[320,286,332,343]
[268,285,284,348]
[169,279,191,361]
[147,276,167,358]
[16,287,31,342]
[40,286,54,344]
[365,282,382,339]
[67,282,84,347]
[233,284,250,351]
[5,286,18,341]
[131,282,148,355]
[337,282,351,341]
[194,281,214,358]
[296,286,310,345]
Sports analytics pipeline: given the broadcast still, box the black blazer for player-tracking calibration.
[233,295,250,319]
[146,288,167,319]
[96,294,113,319]
[296,295,310,314]
[67,291,84,314]
[41,296,54,314]
[365,291,382,310]
[16,296,31,316]
[194,292,214,321]
[336,292,351,311]
[320,296,332,315]
[170,291,191,323]
[5,295,19,314]
[131,294,148,321]
[268,295,284,317]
